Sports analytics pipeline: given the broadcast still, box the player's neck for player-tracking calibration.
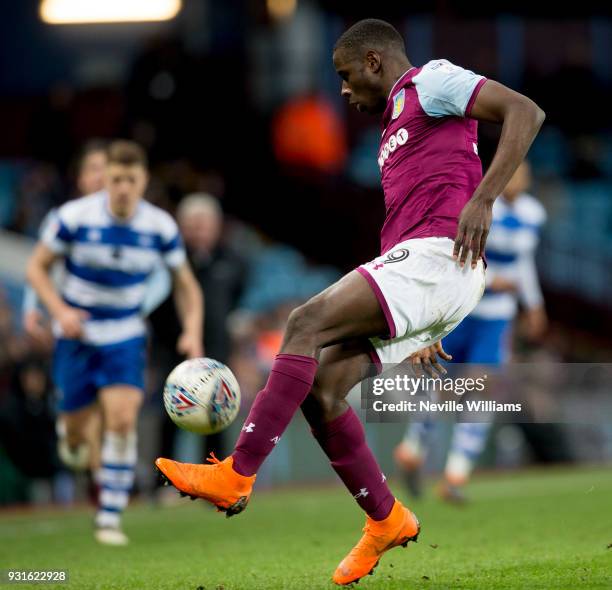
[106,199,140,222]
[383,58,413,98]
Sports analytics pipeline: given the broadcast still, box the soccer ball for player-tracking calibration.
[163,358,241,435]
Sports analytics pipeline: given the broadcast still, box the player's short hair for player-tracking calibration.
[106,140,148,169]
[77,138,108,169]
[334,18,405,58]
[177,193,222,222]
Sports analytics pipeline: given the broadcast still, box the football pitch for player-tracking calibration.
[1,467,611,590]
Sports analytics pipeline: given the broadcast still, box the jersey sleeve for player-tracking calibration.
[22,284,40,317]
[159,217,186,270]
[517,194,547,255]
[515,195,546,308]
[141,265,172,316]
[25,209,60,313]
[40,208,74,254]
[413,59,487,118]
[516,253,544,309]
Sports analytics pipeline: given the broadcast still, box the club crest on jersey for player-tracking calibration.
[392,88,405,120]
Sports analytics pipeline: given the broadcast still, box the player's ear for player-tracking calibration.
[365,50,382,74]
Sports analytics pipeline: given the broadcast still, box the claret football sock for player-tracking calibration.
[310,407,395,521]
[232,354,318,477]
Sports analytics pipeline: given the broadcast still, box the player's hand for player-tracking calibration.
[177,331,203,359]
[454,195,494,269]
[55,305,89,339]
[23,309,53,346]
[407,341,452,378]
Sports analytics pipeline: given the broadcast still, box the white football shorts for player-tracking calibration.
[356,237,486,370]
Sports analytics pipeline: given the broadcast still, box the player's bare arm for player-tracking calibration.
[171,262,204,358]
[454,81,546,267]
[26,242,89,339]
[488,276,518,293]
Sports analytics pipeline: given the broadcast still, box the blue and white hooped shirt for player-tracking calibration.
[472,193,546,321]
[42,191,185,346]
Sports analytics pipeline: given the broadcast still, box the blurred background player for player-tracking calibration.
[26,140,204,545]
[394,160,547,503]
[23,139,108,345]
[22,139,108,473]
[149,193,247,499]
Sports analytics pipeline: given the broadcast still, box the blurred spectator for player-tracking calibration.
[0,288,58,505]
[11,163,63,237]
[0,357,57,481]
[149,193,248,471]
[0,289,30,374]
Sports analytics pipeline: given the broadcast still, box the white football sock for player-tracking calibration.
[445,422,491,484]
[96,431,137,529]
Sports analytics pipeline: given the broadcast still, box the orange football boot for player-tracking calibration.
[332,499,420,585]
[155,453,255,517]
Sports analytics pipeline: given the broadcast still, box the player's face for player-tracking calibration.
[77,150,107,196]
[105,163,148,219]
[333,49,386,115]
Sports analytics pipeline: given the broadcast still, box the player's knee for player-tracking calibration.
[108,421,134,436]
[105,412,136,435]
[285,300,324,348]
[65,425,86,447]
[286,303,314,336]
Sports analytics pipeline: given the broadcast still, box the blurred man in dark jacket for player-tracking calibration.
[150,193,247,468]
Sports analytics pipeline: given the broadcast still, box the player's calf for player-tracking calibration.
[56,420,90,471]
[56,416,91,471]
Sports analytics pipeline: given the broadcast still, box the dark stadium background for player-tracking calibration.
[0,0,610,505]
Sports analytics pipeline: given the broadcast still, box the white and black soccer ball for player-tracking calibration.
[163,358,241,435]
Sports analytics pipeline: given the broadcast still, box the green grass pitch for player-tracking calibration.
[1,467,611,589]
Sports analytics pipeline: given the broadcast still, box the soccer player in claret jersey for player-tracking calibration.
[155,19,545,584]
